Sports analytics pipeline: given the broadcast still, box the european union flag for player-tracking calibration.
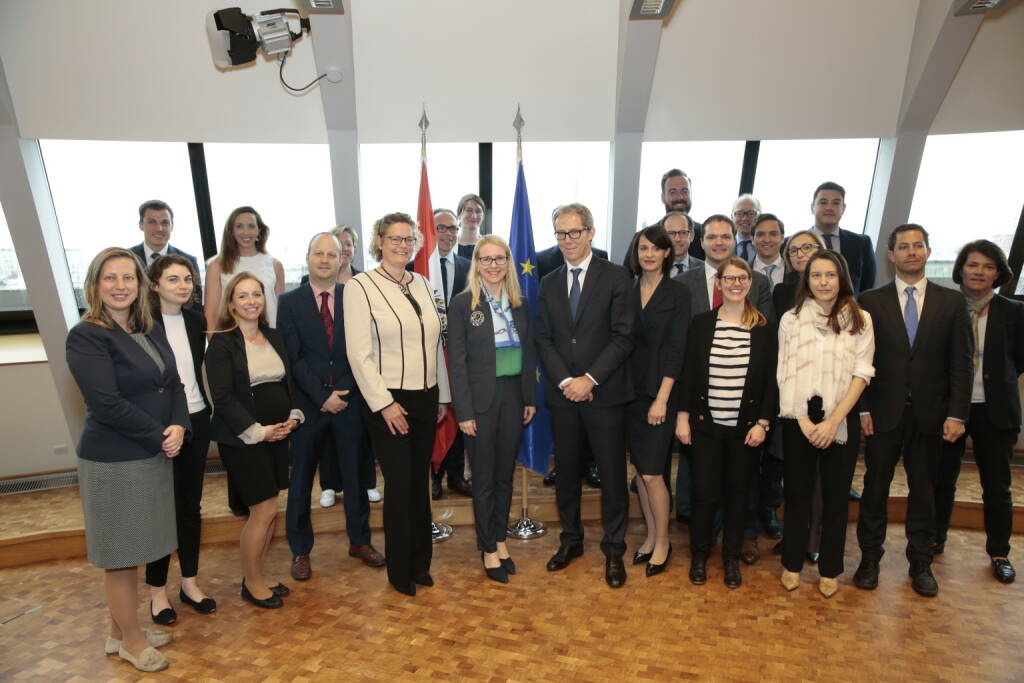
[509,160,553,474]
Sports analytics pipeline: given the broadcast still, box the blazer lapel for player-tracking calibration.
[686,269,710,314]
[552,264,573,326]
[912,282,943,352]
[302,283,331,350]
[573,257,601,324]
[881,283,911,351]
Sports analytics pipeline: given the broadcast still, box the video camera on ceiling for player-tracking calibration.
[206,7,311,68]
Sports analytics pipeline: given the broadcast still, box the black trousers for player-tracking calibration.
[146,408,211,586]
[780,398,860,578]
[550,402,628,556]
[318,427,377,491]
[744,430,784,539]
[439,432,466,481]
[856,404,943,565]
[465,376,523,553]
[287,396,370,553]
[363,387,438,587]
[935,402,1016,557]
[689,423,759,560]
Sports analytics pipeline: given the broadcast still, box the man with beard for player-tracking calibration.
[660,169,703,261]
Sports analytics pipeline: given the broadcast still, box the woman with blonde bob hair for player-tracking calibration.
[66,247,189,672]
[676,257,777,589]
[447,235,536,583]
[205,272,303,610]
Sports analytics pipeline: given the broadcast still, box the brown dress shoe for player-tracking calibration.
[349,544,386,567]
[291,554,311,581]
[740,539,760,565]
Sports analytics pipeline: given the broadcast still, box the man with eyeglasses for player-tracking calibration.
[429,208,473,499]
[664,212,704,276]
[732,194,761,263]
[811,181,875,293]
[537,203,634,588]
[660,169,704,261]
[130,199,203,310]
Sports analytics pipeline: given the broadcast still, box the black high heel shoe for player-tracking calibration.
[646,545,673,578]
[481,553,509,584]
[178,589,216,614]
[241,580,283,609]
[632,549,654,565]
[500,557,516,575]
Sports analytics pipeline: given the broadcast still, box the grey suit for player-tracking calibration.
[673,265,776,324]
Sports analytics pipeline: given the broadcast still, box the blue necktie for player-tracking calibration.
[823,233,835,251]
[569,268,582,319]
[904,286,918,346]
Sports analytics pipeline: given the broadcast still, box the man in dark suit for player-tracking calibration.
[672,213,775,535]
[854,224,973,597]
[536,244,608,278]
[431,208,473,498]
[731,194,761,263]
[278,233,384,581]
[661,169,704,261]
[811,181,875,293]
[537,202,634,588]
[130,199,203,310]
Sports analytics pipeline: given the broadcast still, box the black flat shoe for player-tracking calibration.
[482,553,509,584]
[992,558,1016,584]
[178,589,216,614]
[150,601,177,626]
[240,580,283,609]
[646,545,673,577]
[413,573,434,587]
[724,559,742,589]
[689,555,707,585]
[390,581,416,596]
[268,583,290,597]
[499,557,516,575]
[632,549,653,565]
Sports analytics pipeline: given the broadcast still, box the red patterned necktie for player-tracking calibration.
[712,283,723,308]
[320,291,334,348]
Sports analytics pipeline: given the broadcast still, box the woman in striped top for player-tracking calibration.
[343,213,451,597]
[676,257,777,589]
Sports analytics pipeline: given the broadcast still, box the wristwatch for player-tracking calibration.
[757,420,771,432]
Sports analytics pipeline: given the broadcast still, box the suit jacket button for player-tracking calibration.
[698,415,704,421]
[571,338,576,344]
[157,387,164,393]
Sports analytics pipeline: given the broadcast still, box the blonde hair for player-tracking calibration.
[214,271,269,332]
[716,257,767,329]
[81,247,154,334]
[467,235,523,310]
[331,224,358,245]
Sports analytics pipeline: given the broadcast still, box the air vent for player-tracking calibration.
[955,0,1014,15]
[299,0,344,13]
[630,0,678,20]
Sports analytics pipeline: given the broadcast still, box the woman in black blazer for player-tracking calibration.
[625,225,690,577]
[66,247,189,673]
[676,257,778,589]
[448,235,537,583]
[143,254,216,624]
[205,272,303,609]
[773,230,826,317]
[935,240,1024,584]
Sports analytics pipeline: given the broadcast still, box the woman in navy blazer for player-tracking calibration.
[624,225,690,577]
[143,254,216,624]
[205,272,303,609]
[935,240,1024,583]
[448,235,536,583]
[66,247,189,673]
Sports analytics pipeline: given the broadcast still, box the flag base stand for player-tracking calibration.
[431,521,453,543]
[507,510,546,539]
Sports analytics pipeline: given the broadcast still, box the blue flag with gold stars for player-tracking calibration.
[509,160,553,474]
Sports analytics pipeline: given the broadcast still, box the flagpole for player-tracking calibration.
[419,104,453,544]
[506,103,546,540]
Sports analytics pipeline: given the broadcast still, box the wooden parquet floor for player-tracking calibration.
[0,521,1022,682]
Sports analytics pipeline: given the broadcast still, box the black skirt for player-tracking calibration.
[218,381,291,507]
[627,394,678,475]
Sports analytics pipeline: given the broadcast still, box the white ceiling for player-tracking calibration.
[0,0,1020,144]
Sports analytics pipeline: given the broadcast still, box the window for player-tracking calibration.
[0,202,29,311]
[491,142,610,253]
[637,141,747,230]
[754,138,879,238]
[908,130,1024,283]
[205,143,336,289]
[359,143,479,266]
[40,140,204,305]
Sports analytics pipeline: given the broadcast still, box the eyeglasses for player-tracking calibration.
[787,243,821,257]
[383,236,417,246]
[733,210,758,218]
[718,274,751,285]
[477,255,508,266]
[666,230,692,238]
[435,224,458,233]
[554,228,592,241]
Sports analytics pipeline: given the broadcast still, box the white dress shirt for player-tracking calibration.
[439,250,455,304]
[752,255,785,289]
[703,261,719,308]
[143,244,169,262]
[813,227,842,256]
[564,250,594,296]
[894,275,927,316]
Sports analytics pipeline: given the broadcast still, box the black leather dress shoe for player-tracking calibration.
[806,552,820,565]
[760,510,783,539]
[449,476,473,497]
[241,581,283,608]
[931,541,945,555]
[431,473,443,500]
[849,487,862,501]
[645,545,672,578]
[585,463,601,488]
[992,558,1016,584]
[632,549,653,565]
[606,555,626,588]
[909,561,938,597]
[500,557,516,575]
[723,558,742,589]
[390,581,416,596]
[676,513,691,525]
[179,589,216,614]
[150,602,177,626]
[853,557,880,590]
[546,544,584,571]
[413,572,434,587]
[771,539,783,555]
[689,554,707,585]
[543,471,556,486]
